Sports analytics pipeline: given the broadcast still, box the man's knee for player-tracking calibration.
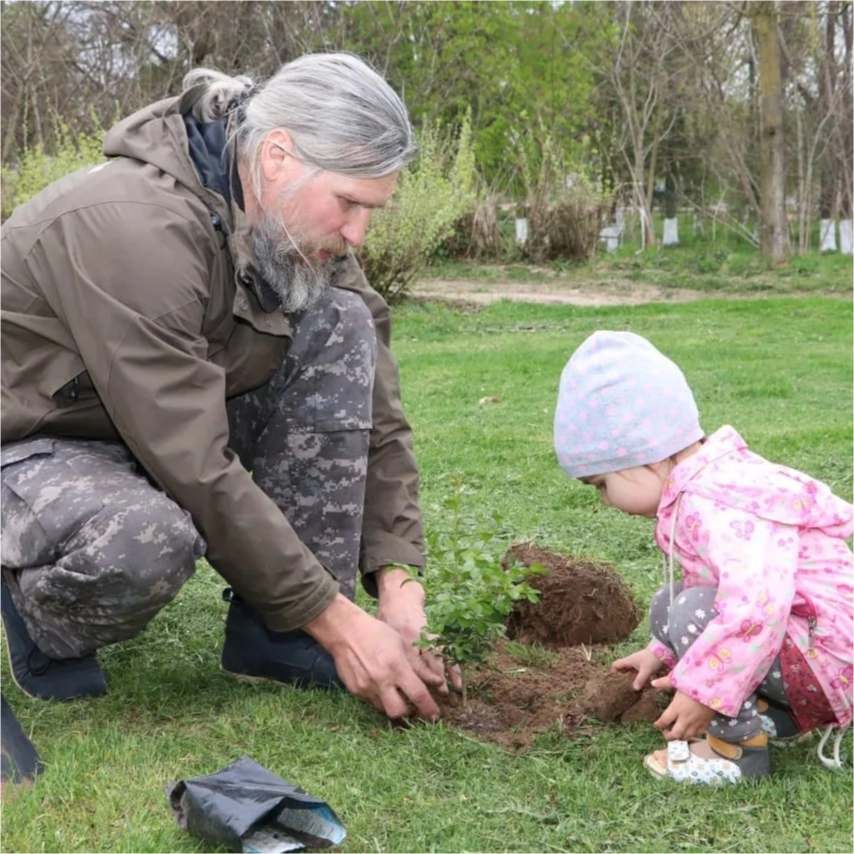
[18,488,203,642]
[70,490,203,607]
[318,286,375,337]
[290,288,376,371]
[284,289,377,432]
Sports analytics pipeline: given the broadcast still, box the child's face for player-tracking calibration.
[580,465,667,518]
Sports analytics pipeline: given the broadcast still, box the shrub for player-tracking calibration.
[1,125,104,221]
[359,113,477,302]
[525,185,611,263]
[517,125,612,264]
[411,478,545,705]
[438,185,518,262]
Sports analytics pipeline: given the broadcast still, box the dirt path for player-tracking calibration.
[412,277,708,307]
[412,276,851,307]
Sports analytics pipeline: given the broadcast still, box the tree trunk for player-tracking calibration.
[754,2,789,266]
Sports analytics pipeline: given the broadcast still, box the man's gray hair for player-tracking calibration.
[183,53,416,193]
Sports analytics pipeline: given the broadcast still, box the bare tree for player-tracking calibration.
[601,2,681,248]
[0,1,342,166]
[752,1,789,265]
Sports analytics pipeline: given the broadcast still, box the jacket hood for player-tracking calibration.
[102,94,231,223]
[103,91,274,306]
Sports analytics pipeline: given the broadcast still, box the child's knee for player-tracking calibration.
[666,586,718,651]
[648,582,683,644]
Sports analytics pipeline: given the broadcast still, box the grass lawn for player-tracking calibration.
[2,293,852,853]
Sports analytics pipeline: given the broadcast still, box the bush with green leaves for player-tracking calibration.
[518,124,612,263]
[359,112,477,302]
[1,125,105,222]
[412,479,545,705]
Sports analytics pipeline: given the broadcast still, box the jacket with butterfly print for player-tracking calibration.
[646,425,853,724]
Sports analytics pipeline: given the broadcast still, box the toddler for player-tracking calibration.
[554,330,852,785]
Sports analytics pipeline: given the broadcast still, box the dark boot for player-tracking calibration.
[1,579,106,701]
[220,589,344,690]
[1,695,43,785]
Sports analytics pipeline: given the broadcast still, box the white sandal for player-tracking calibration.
[643,734,770,785]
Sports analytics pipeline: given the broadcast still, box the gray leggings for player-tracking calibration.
[650,582,792,740]
[1,287,373,658]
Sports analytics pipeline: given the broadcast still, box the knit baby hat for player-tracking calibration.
[554,331,704,479]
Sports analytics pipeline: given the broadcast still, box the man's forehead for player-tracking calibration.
[329,172,398,207]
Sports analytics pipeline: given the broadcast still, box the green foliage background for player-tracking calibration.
[1,126,104,221]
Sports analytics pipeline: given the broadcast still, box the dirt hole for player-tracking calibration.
[434,543,664,751]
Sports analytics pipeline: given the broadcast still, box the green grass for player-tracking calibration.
[426,240,853,296]
[3,295,853,853]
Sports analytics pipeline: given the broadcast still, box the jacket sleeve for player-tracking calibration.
[646,638,677,670]
[27,203,338,631]
[332,257,424,596]
[668,494,798,717]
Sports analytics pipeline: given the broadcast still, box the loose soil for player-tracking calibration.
[504,543,641,647]
[435,544,665,751]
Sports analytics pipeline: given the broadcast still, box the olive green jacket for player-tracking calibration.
[1,92,424,630]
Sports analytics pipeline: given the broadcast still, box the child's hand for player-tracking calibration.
[611,649,664,690]
[651,679,717,741]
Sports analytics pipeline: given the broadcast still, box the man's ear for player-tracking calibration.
[259,129,294,182]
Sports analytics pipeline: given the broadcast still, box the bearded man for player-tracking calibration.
[0,53,448,729]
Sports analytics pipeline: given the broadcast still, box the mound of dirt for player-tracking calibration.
[503,543,642,647]
[434,645,664,752]
[572,670,664,724]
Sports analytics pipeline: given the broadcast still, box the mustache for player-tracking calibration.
[264,233,347,266]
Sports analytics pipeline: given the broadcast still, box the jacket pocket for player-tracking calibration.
[51,371,99,408]
[1,437,56,469]
[1,438,109,565]
[1,438,58,568]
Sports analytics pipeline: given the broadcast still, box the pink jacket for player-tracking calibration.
[646,426,853,724]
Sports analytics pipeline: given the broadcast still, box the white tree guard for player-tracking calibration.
[663,217,680,246]
[840,219,852,255]
[819,219,837,252]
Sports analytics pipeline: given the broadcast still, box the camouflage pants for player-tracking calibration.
[1,287,375,658]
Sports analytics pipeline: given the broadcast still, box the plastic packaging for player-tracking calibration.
[166,755,346,853]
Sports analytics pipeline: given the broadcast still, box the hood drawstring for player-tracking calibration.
[664,493,684,606]
[817,724,847,769]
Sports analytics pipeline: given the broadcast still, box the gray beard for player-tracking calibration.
[252,215,336,313]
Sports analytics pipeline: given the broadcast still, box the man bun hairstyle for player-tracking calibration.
[182,52,416,192]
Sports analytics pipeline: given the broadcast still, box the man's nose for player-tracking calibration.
[340,208,372,248]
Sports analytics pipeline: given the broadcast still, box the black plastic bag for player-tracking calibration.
[166,755,346,853]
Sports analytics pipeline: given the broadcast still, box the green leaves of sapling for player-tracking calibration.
[412,480,546,704]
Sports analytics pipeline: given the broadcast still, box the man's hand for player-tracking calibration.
[303,593,443,721]
[650,674,717,741]
[374,567,461,693]
[610,648,665,690]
